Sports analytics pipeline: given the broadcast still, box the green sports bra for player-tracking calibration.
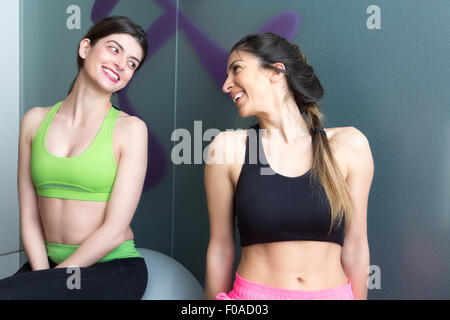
[31,101,119,202]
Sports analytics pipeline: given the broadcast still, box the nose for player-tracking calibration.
[113,62,123,72]
[114,54,126,71]
[222,75,233,93]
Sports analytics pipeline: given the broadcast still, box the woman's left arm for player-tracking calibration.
[55,116,148,268]
[340,127,374,300]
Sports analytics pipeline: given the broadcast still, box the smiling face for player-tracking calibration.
[222,50,277,118]
[78,33,144,94]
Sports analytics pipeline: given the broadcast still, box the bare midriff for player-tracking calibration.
[237,240,348,291]
[38,196,134,245]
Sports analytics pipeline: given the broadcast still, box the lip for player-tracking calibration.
[230,90,244,103]
[102,66,120,83]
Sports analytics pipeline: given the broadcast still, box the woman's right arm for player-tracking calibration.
[204,131,237,300]
[18,107,50,270]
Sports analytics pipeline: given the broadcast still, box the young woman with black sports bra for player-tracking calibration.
[205,33,374,300]
[0,16,149,299]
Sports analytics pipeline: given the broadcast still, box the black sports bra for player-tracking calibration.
[234,124,345,247]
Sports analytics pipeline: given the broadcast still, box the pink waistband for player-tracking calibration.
[216,272,354,300]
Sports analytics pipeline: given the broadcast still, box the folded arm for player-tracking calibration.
[55,116,148,268]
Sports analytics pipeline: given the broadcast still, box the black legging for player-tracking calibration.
[0,257,148,300]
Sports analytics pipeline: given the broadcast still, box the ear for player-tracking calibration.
[78,38,91,60]
[269,62,286,83]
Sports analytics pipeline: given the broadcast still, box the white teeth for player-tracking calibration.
[233,92,244,103]
[104,68,119,80]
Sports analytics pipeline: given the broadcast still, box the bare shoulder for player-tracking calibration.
[206,129,248,186]
[21,106,51,126]
[20,106,53,140]
[113,111,148,159]
[326,126,371,151]
[115,111,148,140]
[211,129,247,149]
[326,126,373,176]
[207,129,247,165]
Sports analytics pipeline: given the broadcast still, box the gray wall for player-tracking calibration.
[1,0,449,299]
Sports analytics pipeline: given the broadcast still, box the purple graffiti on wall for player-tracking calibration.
[91,0,300,191]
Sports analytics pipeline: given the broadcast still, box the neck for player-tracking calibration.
[61,72,112,125]
[258,96,310,144]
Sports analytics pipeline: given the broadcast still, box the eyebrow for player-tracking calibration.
[106,40,141,64]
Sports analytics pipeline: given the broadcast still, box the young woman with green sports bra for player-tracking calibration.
[0,16,149,299]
